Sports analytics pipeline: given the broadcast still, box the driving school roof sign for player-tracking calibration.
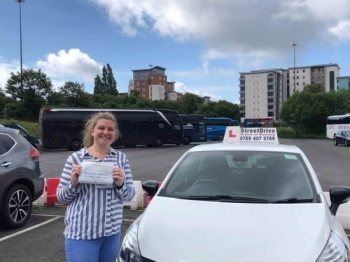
[223,126,279,144]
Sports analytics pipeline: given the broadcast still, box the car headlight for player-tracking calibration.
[118,215,143,262]
[316,232,350,261]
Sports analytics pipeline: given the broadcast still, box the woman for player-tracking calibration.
[56,111,136,262]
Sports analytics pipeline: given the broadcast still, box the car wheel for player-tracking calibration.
[218,134,224,141]
[333,139,338,146]
[153,137,164,147]
[1,184,32,229]
[345,140,349,147]
[183,136,191,145]
[70,139,82,151]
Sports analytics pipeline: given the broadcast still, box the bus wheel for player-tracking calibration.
[183,136,191,145]
[153,137,163,147]
[70,139,82,151]
[218,134,224,141]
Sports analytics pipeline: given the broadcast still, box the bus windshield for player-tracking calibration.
[39,108,184,150]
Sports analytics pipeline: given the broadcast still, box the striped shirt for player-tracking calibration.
[56,147,136,240]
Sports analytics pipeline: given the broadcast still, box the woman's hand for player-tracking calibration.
[71,165,82,188]
[113,167,125,187]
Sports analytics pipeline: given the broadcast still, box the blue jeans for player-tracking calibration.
[65,231,121,262]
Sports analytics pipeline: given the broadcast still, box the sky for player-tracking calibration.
[1,0,350,104]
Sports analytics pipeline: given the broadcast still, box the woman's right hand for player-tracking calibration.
[71,165,82,188]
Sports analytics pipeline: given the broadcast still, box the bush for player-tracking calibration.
[276,127,297,138]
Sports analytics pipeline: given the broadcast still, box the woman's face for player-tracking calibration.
[91,119,116,147]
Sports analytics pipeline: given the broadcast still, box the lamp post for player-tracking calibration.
[291,43,297,93]
[15,0,25,97]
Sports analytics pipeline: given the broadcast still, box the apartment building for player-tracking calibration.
[337,76,350,90]
[239,63,340,122]
[128,66,183,101]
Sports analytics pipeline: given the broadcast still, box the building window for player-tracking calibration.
[303,69,305,73]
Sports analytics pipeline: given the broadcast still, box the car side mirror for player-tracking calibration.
[142,180,159,198]
[329,186,350,216]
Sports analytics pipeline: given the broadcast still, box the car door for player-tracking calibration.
[0,133,17,201]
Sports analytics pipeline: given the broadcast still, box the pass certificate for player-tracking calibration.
[78,162,114,185]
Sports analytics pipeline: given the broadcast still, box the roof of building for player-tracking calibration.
[132,66,166,72]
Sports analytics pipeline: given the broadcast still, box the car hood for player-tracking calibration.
[138,196,332,262]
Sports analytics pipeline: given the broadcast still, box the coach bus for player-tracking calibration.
[39,108,183,150]
[326,114,350,139]
[204,117,239,141]
[179,114,207,145]
[243,117,274,128]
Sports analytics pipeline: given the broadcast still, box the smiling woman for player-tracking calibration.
[56,111,136,262]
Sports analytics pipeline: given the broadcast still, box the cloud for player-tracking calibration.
[329,20,350,41]
[36,49,102,82]
[0,59,21,89]
[174,82,239,102]
[89,0,350,65]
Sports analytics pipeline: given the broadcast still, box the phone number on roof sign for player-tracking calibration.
[240,136,276,141]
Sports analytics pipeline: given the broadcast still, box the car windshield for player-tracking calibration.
[161,150,315,202]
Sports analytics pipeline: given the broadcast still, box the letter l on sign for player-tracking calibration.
[229,130,236,138]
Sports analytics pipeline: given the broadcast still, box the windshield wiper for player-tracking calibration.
[178,195,269,203]
[271,197,314,203]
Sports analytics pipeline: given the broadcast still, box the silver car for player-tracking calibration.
[0,126,45,229]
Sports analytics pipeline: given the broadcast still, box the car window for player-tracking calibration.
[0,134,16,153]
[162,151,315,201]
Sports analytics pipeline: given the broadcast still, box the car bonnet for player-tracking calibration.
[138,196,331,262]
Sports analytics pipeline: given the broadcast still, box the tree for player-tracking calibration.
[303,83,325,93]
[197,100,240,121]
[4,68,53,120]
[93,64,118,95]
[60,81,90,107]
[177,93,204,114]
[46,91,66,107]
[5,68,53,101]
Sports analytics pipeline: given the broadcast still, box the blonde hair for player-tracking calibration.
[82,111,120,147]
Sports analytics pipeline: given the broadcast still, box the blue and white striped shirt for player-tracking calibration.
[56,147,136,240]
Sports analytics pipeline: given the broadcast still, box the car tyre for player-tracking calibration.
[218,134,224,141]
[1,184,32,229]
[345,140,348,147]
[70,139,82,151]
[153,137,164,147]
[183,136,191,145]
[333,139,338,146]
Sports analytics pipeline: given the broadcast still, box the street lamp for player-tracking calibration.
[291,43,297,93]
[15,0,25,97]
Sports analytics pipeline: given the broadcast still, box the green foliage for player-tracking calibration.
[197,100,240,121]
[46,91,66,107]
[303,83,325,93]
[276,127,297,138]
[177,93,203,114]
[280,90,350,136]
[94,64,118,95]
[60,81,91,107]
[5,68,53,100]
[0,95,16,118]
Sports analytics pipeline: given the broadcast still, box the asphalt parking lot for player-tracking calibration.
[0,206,142,262]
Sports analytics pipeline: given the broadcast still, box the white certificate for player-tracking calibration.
[78,162,114,185]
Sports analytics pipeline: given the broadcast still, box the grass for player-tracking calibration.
[0,119,39,137]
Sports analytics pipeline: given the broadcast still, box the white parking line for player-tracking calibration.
[0,216,61,242]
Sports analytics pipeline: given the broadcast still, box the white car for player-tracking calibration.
[119,127,350,262]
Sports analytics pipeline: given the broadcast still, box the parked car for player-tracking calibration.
[119,127,350,262]
[333,130,350,147]
[0,126,45,229]
[2,124,42,149]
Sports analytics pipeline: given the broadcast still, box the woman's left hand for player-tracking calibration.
[112,167,125,187]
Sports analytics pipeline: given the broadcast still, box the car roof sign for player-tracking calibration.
[223,126,279,145]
